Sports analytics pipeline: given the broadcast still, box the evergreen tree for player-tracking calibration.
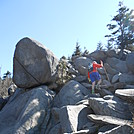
[96,41,103,50]
[105,35,113,50]
[56,57,71,86]
[3,70,11,79]
[105,1,134,58]
[72,42,82,56]
[83,47,89,55]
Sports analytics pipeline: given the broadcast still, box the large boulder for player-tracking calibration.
[115,89,134,103]
[13,37,59,88]
[113,82,126,90]
[0,86,55,134]
[59,105,91,133]
[106,57,128,73]
[126,52,134,73]
[90,50,107,61]
[88,114,132,126]
[119,73,134,84]
[105,49,119,58]
[98,125,134,134]
[73,57,92,76]
[111,73,121,84]
[104,63,119,75]
[88,95,132,120]
[53,80,90,108]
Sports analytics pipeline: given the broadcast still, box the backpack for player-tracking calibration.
[88,63,93,72]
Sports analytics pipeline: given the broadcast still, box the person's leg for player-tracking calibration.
[96,79,101,89]
[90,72,96,94]
[94,72,101,89]
[97,79,101,85]
[92,81,96,94]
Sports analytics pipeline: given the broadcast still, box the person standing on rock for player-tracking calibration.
[88,60,103,94]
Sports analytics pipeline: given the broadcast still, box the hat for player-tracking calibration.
[93,61,97,64]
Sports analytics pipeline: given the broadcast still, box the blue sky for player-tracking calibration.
[0,0,133,77]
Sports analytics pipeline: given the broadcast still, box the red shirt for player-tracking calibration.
[88,62,102,78]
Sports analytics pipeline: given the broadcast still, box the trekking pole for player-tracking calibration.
[103,66,110,82]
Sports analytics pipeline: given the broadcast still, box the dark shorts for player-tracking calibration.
[90,72,101,83]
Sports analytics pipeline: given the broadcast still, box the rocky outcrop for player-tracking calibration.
[58,105,91,133]
[115,89,134,103]
[73,57,92,76]
[88,95,132,120]
[89,50,107,61]
[88,114,133,134]
[0,86,55,134]
[88,114,133,126]
[13,37,59,88]
[119,73,134,84]
[106,57,128,73]
[1,38,134,134]
[53,80,90,108]
[126,52,134,73]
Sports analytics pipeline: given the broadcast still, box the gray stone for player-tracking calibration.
[113,82,126,90]
[74,75,87,82]
[119,73,134,84]
[73,57,92,76]
[81,83,92,89]
[54,80,90,108]
[0,86,55,134]
[88,95,132,120]
[126,52,134,73]
[68,67,79,76]
[104,63,119,75]
[125,84,134,89]
[105,50,118,58]
[106,57,128,73]
[13,37,58,88]
[45,107,61,134]
[102,80,112,88]
[98,125,116,134]
[87,114,132,126]
[90,50,107,61]
[99,88,113,98]
[48,123,62,134]
[98,125,134,134]
[115,89,134,103]
[112,73,121,84]
[59,104,91,133]
[98,68,105,75]
[0,97,8,110]
[71,129,90,134]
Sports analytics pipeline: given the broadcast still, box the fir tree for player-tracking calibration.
[105,1,134,58]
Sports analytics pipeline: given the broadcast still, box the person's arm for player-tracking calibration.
[93,62,102,68]
[88,71,90,79]
[93,60,103,68]
[100,60,103,67]
[88,71,90,82]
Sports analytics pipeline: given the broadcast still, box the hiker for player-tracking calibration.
[88,60,103,94]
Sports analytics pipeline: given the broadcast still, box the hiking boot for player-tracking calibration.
[92,89,95,94]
